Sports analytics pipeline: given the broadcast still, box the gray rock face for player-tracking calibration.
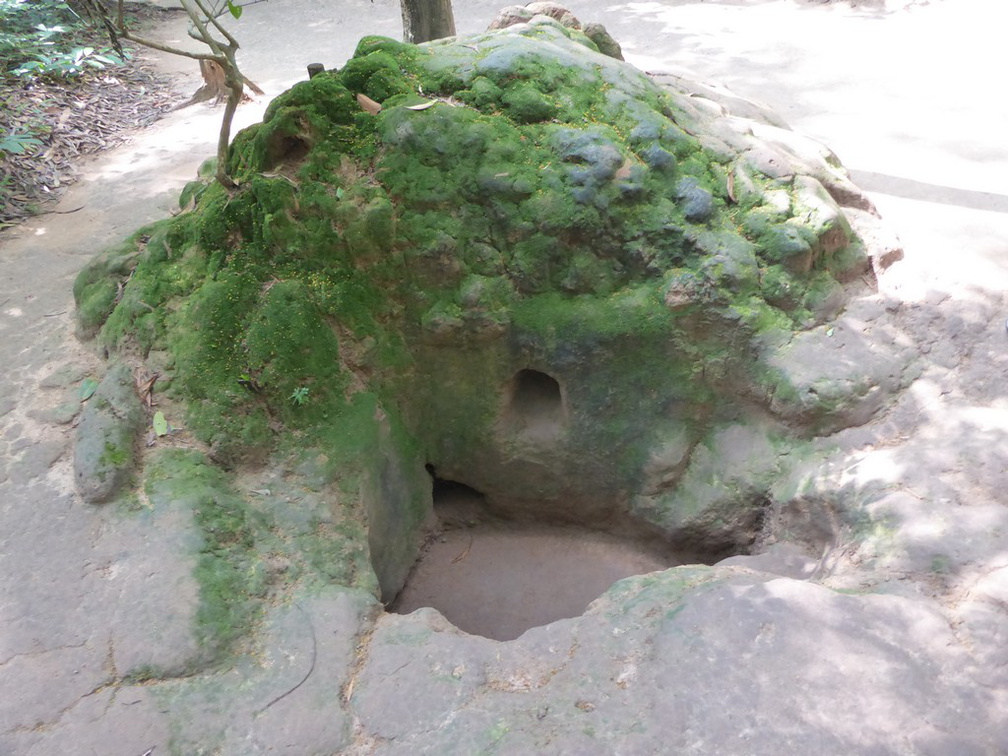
[24,10,1005,756]
[200,590,377,755]
[488,1,624,61]
[72,362,142,503]
[632,422,783,553]
[346,567,1004,754]
[676,175,715,221]
[72,20,918,604]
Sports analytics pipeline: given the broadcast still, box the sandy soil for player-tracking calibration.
[392,520,673,640]
[386,482,676,639]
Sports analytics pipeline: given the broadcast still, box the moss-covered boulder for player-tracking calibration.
[74,362,143,503]
[75,19,905,597]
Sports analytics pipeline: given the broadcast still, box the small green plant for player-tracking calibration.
[289,386,310,406]
[0,127,43,156]
[0,1,75,70]
[1,0,128,80]
[12,44,126,80]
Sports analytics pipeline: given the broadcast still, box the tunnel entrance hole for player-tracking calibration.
[387,469,709,641]
[500,369,565,441]
[265,133,310,169]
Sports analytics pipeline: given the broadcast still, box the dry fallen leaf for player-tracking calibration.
[135,373,159,408]
[356,93,382,115]
[451,536,473,564]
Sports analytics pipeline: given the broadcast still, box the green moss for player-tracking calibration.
[120,664,166,684]
[306,391,383,485]
[930,554,951,574]
[178,179,209,209]
[754,221,816,272]
[165,270,275,462]
[501,81,558,123]
[98,223,213,353]
[458,76,504,110]
[76,277,120,338]
[761,264,802,311]
[801,270,844,314]
[145,449,267,658]
[242,279,347,422]
[99,441,129,468]
[727,295,795,336]
[512,286,674,340]
[192,183,236,256]
[81,23,874,564]
[824,237,871,280]
[73,223,164,338]
[340,48,415,101]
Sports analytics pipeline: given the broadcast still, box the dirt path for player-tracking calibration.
[1,0,1006,752]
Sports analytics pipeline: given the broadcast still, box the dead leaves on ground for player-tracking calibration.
[135,371,159,409]
[1,58,180,226]
[133,369,184,446]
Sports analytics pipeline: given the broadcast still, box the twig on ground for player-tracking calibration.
[257,602,317,714]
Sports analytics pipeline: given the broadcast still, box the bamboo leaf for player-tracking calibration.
[153,410,169,436]
[79,377,99,401]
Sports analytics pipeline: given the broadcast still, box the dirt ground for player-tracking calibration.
[1,0,1007,750]
[392,517,674,641]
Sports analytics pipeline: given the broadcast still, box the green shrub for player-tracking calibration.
[0,0,125,79]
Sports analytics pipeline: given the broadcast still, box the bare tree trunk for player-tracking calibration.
[400,0,456,44]
[199,59,229,100]
[214,49,244,188]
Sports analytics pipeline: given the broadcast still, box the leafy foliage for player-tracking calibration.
[0,0,143,224]
[12,44,125,80]
[0,0,123,77]
[0,0,76,43]
[0,88,48,218]
[0,127,43,156]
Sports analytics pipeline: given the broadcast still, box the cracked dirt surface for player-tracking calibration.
[1,0,1007,753]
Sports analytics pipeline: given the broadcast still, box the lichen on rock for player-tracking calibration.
[75,19,907,600]
[73,362,143,503]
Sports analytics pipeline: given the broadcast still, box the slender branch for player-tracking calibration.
[207,9,240,49]
[211,0,269,19]
[256,602,317,714]
[119,30,220,62]
[186,24,215,48]
[204,0,228,17]
[215,59,242,188]
[181,0,228,57]
[108,0,252,189]
[114,0,218,61]
[194,0,231,35]
[191,0,240,49]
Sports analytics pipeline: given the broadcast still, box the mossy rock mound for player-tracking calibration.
[76,20,898,595]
